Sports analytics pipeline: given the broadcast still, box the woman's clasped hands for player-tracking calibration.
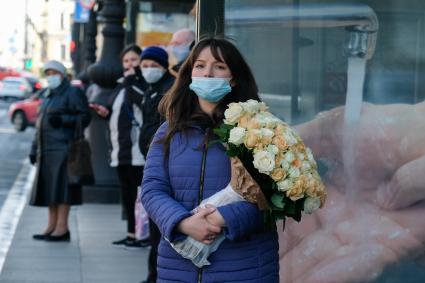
[178,204,225,245]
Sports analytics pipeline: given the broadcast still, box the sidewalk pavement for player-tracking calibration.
[0,203,149,283]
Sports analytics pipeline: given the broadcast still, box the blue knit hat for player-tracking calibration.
[141,46,169,69]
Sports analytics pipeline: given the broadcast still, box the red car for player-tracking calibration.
[8,88,45,132]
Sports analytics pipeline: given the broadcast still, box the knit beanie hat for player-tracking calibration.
[43,60,67,76]
[141,46,169,69]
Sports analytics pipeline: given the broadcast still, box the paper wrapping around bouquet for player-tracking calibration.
[230,157,270,210]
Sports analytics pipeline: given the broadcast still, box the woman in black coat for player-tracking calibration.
[90,44,149,248]
[30,60,90,242]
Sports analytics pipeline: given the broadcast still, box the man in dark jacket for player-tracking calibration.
[128,46,175,156]
[129,46,175,283]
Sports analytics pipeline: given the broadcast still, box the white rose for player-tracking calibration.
[224,103,244,125]
[254,113,267,127]
[297,153,305,161]
[241,99,261,113]
[284,151,295,163]
[228,127,246,145]
[266,144,279,155]
[281,160,290,171]
[288,167,300,178]
[284,130,298,146]
[259,102,268,112]
[301,161,311,171]
[266,117,278,128]
[260,128,274,138]
[306,148,316,164]
[277,179,293,192]
[304,197,321,214]
[253,150,275,174]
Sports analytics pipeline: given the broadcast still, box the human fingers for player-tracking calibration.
[124,68,135,77]
[89,103,98,109]
[194,207,222,234]
[377,155,425,210]
[195,206,216,217]
[279,230,340,283]
[294,106,345,160]
[89,104,108,117]
[294,242,396,283]
[205,210,225,227]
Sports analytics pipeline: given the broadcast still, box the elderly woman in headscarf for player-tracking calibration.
[30,60,90,242]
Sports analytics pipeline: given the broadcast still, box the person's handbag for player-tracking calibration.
[67,117,95,186]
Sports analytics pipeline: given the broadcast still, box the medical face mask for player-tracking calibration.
[189,77,232,103]
[142,67,165,84]
[170,45,190,64]
[46,75,62,89]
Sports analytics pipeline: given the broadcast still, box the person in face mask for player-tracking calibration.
[141,38,279,283]
[135,45,175,283]
[29,60,91,242]
[167,28,195,75]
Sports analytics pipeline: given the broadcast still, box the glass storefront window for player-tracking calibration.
[135,1,196,48]
[223,0,425,124]
[201,1,425,282]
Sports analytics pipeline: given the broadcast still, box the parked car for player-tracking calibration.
[0,76,33,100]
[8,88,46,132]
[0,67,20,81]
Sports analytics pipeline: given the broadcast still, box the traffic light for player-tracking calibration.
[24,58,33,70]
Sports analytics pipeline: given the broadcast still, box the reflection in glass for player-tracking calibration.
[223,0,425,282]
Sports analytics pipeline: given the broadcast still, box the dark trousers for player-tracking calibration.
[147,219,160,282]
[116,165,143,234]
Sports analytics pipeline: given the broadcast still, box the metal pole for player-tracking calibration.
[85,0,126,203]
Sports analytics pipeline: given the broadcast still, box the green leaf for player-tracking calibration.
[272,210,286,220]
[285,201,296,215]
[271,193,285,209]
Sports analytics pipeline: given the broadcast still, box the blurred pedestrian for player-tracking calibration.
[30,60,91,242]
[90,44,149,249]
[134,46,175,283]
[167,28,195,74]
[141,38,279,282]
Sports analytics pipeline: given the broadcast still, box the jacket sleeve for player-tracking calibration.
[61,88,91,129]
[217,201,263,241]
[141,123,192,242]
[124,75,146,108]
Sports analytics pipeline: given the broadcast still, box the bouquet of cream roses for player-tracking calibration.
[169,99,326,267]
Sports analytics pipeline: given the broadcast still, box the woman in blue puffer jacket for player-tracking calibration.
[141,38,279,283]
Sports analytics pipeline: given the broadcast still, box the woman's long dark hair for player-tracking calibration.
[120,44,142,60]
[158,37,261,156]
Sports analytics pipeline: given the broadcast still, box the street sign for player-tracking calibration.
[74,1,91,23]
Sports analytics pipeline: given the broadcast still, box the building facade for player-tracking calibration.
[26,0,74,74]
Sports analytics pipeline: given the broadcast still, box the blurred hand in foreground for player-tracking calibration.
[295,102,425,209]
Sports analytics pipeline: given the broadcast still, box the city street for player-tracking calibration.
[0,100,149,282]
[0,100,34,209]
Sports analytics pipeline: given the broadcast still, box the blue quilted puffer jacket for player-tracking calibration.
[141,122,279,283]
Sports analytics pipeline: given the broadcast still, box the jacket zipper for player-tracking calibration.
[197,130,209,283]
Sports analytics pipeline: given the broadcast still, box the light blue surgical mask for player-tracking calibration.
[142,67,165,84]
[46,74,62,89]
[170,45,190,63]
[189,77,232,103]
